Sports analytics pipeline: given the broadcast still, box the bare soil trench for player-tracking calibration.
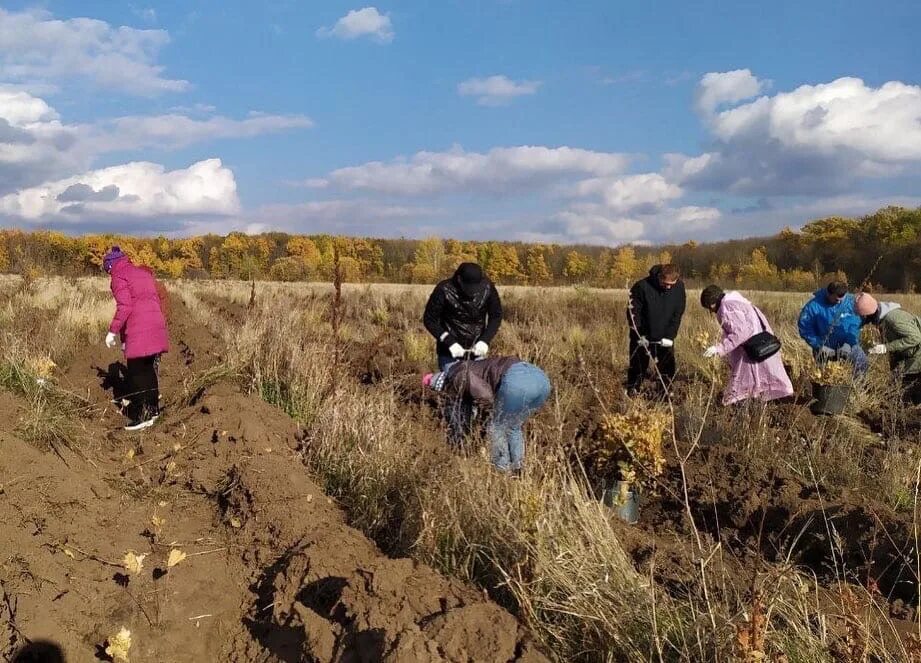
[0,299,545,662]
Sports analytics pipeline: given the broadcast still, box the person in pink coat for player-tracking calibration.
[700,285,794,405]
[103,247,169,430]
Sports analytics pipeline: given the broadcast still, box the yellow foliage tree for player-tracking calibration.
[411,237,447,282]
[562,251,591,282]
[736,248,781,290]
[525,246,552,285]
[608,247,641,287]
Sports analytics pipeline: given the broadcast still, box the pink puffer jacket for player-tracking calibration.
[108,258,169,360]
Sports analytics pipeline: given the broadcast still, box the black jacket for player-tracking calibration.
[627,266,686,341]
[423,277,502,355]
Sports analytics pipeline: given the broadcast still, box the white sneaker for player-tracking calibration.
[124,415,158,431]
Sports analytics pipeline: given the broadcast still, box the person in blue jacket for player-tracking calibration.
[797,281,868,374]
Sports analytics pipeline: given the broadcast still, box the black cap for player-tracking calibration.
[454,262,485,297]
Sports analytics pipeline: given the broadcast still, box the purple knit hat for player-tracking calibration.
[102,246,126,273]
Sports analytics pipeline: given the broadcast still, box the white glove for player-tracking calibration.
[473,341,489,357]
[659,338,674,348]
[637,336,650,349]
[105,332,118,348]
[817,346,835,360]
[703,345,719,359]
[869,344,888,355]
[448,343,465,359]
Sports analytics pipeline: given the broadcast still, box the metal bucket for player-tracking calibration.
[603,480,639,524]
[810,382,851,416]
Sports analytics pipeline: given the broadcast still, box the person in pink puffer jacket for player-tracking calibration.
[700,285,794,406]
[103,246,169,430]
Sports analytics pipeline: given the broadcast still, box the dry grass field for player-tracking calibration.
[2,274,921,661]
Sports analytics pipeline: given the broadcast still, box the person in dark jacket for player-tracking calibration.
[626,264,686,394]
[423,263,503,446]
[423,356,551,473]
[423,263,503,370]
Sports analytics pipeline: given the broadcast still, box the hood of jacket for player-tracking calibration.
[878,302,902,321]
[645,265,666,291]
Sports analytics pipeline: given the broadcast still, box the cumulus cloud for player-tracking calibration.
[0,88,84,194]
[0,8,189,95]
[694,69,767,115]
[457,75,541,106]
[673,72,921,197]
[310,145,631,195]
[0,158,239,220]
[316,7,394,43]
[551,172,720,244]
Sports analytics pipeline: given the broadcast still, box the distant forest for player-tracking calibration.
[1,205,919,292]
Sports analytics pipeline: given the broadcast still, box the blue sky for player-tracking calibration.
[0,1,919,245]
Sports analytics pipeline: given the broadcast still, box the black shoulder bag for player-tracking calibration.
[742,307,781,362]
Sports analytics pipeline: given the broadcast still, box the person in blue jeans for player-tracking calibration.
[798,281,869,375]
[423,356,551,472]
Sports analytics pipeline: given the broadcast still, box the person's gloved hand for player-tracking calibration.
[837,343,852,359]
[659,338,674,348]
[703,345,719,359]
[817,345,835,360]
[448,343,465,359]
[869,344,888,355]
[105,331,118,348]
[473,341,489,357]
[637,336,650,349]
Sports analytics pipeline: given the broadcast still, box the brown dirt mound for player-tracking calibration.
[0,301,545,661]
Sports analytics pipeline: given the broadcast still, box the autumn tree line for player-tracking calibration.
[1,205,919,292]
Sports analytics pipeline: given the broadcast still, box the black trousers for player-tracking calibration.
[126,355,160,420]
[627,337,676,390]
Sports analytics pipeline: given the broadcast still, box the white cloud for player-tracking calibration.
[0,86,311,196]
[0,88,84,194]
[457,75,541,106]
[672,72,921,197]
[694,69,767,116]
[312,145,631,195]
[0,158,239,220]
[550,172,719,244]
[0,87,59,125]
[574,173,682,213]
[91,112,314,151]
[316,7,394,43]
[710,76,921,160]
[0,8,188,95]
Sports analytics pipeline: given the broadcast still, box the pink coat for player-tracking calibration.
[108,258,169,360]
[714,291,793,405]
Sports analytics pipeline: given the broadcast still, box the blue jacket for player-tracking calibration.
[797,289,862,351]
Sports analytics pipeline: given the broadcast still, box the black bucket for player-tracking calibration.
[810,382,851,416]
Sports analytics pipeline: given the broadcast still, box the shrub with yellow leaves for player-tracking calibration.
[811,361,851,386]
[579,406,670,499]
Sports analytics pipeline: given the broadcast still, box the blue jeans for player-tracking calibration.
[488,363,551,472]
